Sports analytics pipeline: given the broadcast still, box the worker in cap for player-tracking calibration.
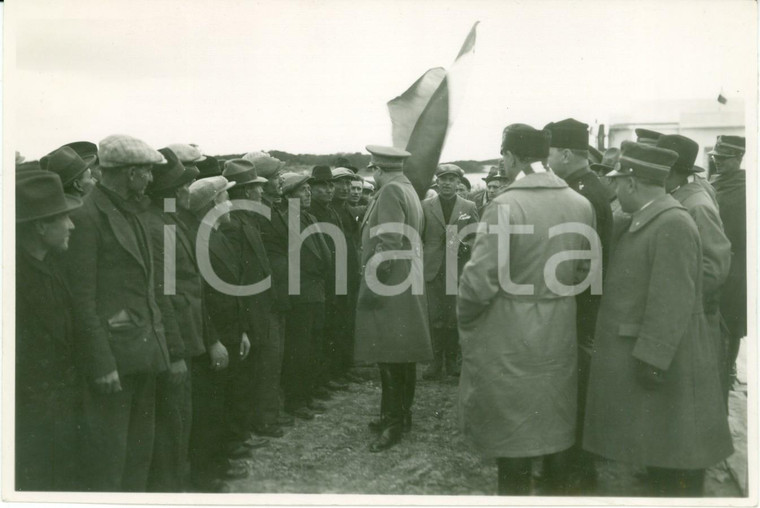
[329,167,365,386]
[347,174,364,206]
[40,145,97,197]
[420,164,478,383]
[354,144,432,453]
[221,158,283,443]
[708,135,746,387]
[459,123,596,495]
[166,143,206,168]
[634,128,663,146]
[142,147,205,491]
[472,161,510,215]
[584,140,733,496]
[307,164,350,395]
[16,170,83,490]
[657,134,732,402]
[242,151,287,206]
[62,134,173,491]
[457,175,471,199]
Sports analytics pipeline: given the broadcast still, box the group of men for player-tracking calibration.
[15,137,377,492]
[15,118,747,497]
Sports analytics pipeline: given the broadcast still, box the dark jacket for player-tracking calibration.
[564,167,613,349]
[332,199,362,295]
[63,185,170,379]
[257,197,291,311]
[221,210,272,343]
[144,203,206,358]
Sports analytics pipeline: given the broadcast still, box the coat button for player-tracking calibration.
[143,337,148,342]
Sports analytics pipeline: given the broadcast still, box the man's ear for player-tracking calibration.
[34,220,47,236]
[72,178,84,193]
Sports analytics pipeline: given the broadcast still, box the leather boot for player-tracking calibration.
[423,330,444,380]
[497,457,532,495]
[401,363,416,433]
[444,329,461,377]
[369,423,403,452]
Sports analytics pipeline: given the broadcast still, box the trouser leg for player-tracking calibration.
[189,353,226,486]
[443,327,461,376]
[423,328,444,379]
[82,373,157,492]
[401,363,416,430]
[251,310,281,428]
[225,349,254,445]
[647,467,705,497]
[567,347,597,493]
[497,457,532,495]
[148,366,192,492]
[282,303,314,412]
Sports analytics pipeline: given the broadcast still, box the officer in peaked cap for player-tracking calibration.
[634,128,663,146]
[16,170,83,491]
[708,135,746,386]
[40,145,97,197]
[355,144,432,453]
[585,140,733,496]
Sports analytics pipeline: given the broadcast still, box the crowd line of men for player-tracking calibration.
[15,119,747,497]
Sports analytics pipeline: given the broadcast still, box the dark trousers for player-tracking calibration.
[497,449,571,496]
[16,383,83,491]
[326,294,355,379]
[647,467,705,497]
[148,360,193,492]
[283,302,324,411]
[567,347,596,492]
[378,363,416,427]
[251,310,286,427]
[82,373,157,492]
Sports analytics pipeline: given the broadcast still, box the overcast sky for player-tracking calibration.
[10,0,757,160]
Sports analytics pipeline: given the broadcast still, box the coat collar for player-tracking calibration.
[504,171,568,192]
[628,193,685,233]
[91,186,149,274]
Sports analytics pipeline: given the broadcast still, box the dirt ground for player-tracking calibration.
[226,362,747,498]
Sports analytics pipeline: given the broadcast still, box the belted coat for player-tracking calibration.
[354,172,432,363]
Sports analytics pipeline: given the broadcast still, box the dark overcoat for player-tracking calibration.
[583,194,733,469]
[354,172,432,363]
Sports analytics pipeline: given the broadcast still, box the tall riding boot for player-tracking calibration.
[444,328,461,377]
[368,364,393,433]
[370,364,404,452]
[401,363,416,433]
[542,449,571,495]
[647,467,705,497]
[423,329,444,380]
[497,457,532,495]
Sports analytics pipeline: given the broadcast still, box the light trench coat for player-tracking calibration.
[457,172,596,458]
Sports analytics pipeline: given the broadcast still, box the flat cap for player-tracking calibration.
[708,135,745,158]
[634,128,663,146]
[241,151,286,179]
[223,159,267,186]
[362,179,375,192]
[436,164,464,178]
[167,143,206,165]
[544,118,589,150]
[98,134,166,168]
[606,141,678,184]
[188,176,235,212]
[281,172,313,195]
[332,167,356,180]
[501,124,551,159]
[656,134,701,173]
[366,145,411,170]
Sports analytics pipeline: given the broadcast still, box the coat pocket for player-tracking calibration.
[106,309,154,374]
[618,323,640,338]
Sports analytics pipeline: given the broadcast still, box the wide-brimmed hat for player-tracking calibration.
[39,146,95,186]
[167,143,206,165]
[61,141,98,167]
[188,176,236,212]
[588,145,603,164]
[196,155,222,178]
[707,135,745,158]
[98,134,166,168]
[605,141,678,183]
[656,135,701,173]
[147,148,200,195]
[17,170,83,223]
[223,159,268,186]
[311,165,333,184]
[241,151,286,179]
[590,147,621,175]
[281,173,313,195]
